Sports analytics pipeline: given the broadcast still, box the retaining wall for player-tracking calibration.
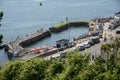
[49,22,89,32]
[20,30,51,47]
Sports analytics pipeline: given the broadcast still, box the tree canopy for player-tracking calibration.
[0,48,120,80]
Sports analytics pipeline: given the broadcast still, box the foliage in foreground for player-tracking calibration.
[0,49,120,80]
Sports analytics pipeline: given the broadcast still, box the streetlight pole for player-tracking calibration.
[66,17,70,41]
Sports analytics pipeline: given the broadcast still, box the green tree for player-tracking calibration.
[0,48,120,80]
[101,43,111,69]
[58,50,90,80]
[45,60,64,80]
[18,58,47,80]
[111,37,120,62]
[1,61,23,80]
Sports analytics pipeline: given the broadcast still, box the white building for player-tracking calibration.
[109,11,120,29]
[114,11,120,24]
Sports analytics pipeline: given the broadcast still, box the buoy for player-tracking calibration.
[40,2,42,6]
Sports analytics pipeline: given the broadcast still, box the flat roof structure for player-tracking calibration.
[56,39,69,43]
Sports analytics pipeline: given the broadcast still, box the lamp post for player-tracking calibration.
[66,17,70,41]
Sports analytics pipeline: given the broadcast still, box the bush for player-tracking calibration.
[0,50,120,80]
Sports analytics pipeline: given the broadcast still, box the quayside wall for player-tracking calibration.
[49,22,89,32]
[4,30,51,58]
[20,30,51,47]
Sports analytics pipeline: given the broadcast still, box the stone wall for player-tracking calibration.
[49,22,89,32]
[20,30,51,47]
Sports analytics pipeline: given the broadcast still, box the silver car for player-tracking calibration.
[83,43,90,48]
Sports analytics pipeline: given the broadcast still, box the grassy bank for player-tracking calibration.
[53,20,91,28]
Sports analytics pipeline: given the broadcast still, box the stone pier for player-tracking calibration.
[4,30,51,58]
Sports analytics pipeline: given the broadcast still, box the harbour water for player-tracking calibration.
[0,0,120,64]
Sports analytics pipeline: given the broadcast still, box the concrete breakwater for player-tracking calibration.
[49,21,89,32]
[4,30,51,58]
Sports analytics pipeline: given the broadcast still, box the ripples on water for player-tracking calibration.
[0,0,120,64]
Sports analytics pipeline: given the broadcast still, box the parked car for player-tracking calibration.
[90,36,100,44]
[92,32,99,36]
[116,29,120,34]
[60,51,66,58]
[87,40,95,46]
[68,42,76,48]
[83,42,91,48]
[77,45,85,51]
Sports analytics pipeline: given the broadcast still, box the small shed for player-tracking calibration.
[56,39,69,48]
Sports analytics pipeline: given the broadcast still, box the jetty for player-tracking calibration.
[4,30,51,59]
[49,21,89,32]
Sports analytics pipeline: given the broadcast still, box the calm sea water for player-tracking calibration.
[0,0,120,64]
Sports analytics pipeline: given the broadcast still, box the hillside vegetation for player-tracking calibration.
[0,37,120,80]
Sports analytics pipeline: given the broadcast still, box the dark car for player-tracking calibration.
[77,45,85,51]
[90,36,100,44]
[87,40,95,46]
[116,29,120,34]
[92,32,99,36]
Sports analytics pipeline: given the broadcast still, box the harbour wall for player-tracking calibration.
[4,30,51,58]
[49,22,89,32]
[20,30,51,47]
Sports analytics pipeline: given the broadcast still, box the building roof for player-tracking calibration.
[56,39,69,43]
